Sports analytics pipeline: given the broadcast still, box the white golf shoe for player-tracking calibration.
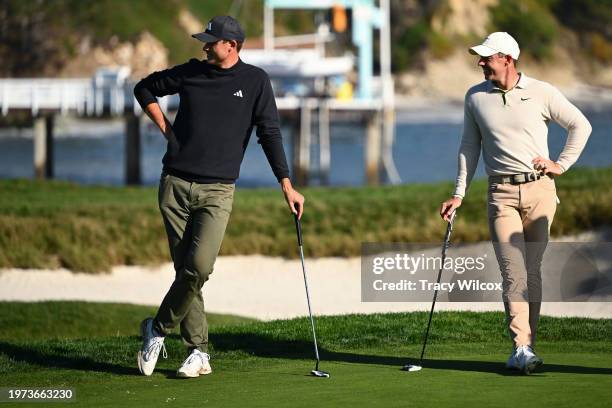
[176,349,212,378]
[137,318,167,376]
[507,345,542,374]
[505,348,520,370]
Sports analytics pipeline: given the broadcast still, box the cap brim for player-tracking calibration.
[192,32,220,43]
[469,45,497,57]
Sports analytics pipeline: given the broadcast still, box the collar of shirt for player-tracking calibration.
[487,72,530,93]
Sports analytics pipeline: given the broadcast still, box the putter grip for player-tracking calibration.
[443,211,456,247]
[293,212,303,246]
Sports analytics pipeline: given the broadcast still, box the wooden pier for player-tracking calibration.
[0,78,397,186]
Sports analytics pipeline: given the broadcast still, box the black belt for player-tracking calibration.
[489,172,544,185]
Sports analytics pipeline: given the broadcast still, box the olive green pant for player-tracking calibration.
[154,172,234,352]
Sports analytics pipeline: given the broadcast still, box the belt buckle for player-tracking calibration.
[529,172,542,182]
[512,174,524,184]
[522,172,537,183]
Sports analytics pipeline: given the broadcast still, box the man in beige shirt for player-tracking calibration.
[440,32,591,374]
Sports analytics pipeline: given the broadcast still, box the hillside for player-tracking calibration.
[0,0,611,96]
[394,0,612,99]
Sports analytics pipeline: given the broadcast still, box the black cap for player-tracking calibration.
[192,16,245,43]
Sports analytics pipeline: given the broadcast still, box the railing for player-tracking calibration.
[0,78,387,116]
[0,79,178,117]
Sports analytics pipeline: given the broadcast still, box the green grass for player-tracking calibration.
[0,302,254,341]
[0,302,610,407]
[0,167,611,272]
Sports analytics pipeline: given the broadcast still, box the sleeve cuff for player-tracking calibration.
[555,162,567,173]
[133,83,158,109]
[276,173,290,182]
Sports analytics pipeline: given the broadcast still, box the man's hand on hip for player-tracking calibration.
[440,197,462,222]
[532,156,563,176]
[280,178,305,219]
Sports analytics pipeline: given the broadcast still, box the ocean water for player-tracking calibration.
[0,107,610,188]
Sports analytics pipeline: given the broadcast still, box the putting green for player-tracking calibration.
[0,302,610,407]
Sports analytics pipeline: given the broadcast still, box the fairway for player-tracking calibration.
[0,302,610,407]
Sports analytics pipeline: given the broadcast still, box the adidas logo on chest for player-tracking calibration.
[233,90,243,98]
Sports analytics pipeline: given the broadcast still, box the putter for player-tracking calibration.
[293,209,330,378]
[403,210,457,372]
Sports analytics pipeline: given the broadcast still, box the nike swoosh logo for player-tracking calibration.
[521,97,531,101]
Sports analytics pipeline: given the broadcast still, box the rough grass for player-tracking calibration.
[0,302,610,407]
[0,167,610,272]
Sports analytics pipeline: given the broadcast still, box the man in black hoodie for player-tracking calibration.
[133,15,304,378]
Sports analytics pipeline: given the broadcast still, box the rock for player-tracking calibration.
[178,9,203,35]
[432,0,498,38]
[59,31,168,79]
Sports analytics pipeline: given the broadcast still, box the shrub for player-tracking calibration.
[590,32,612,63]
[489,0,558,60]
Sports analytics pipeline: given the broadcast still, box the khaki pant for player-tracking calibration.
[154,172,234,352]
[487,175,557,348]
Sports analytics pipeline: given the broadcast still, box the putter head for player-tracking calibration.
[311,369,330,378]
[401,364,422,372]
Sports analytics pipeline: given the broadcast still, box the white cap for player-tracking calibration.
[469,32,520,60]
